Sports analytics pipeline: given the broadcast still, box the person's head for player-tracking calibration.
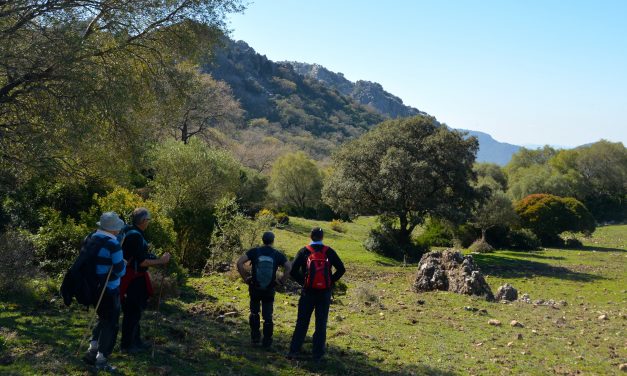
[97,212,125,235]
[262,231,275,245]
[310,227,324,242]
[131,207,151,231]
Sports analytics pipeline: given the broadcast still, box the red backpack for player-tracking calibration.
[304,245,332,290]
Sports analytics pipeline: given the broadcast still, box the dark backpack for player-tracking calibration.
[304,245,332,290]
[60,232,109,307]
[254,249,275,290]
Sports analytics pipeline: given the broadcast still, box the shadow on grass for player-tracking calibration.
[147,286,458,376]
[498,251,565,261]
[473,254,605,282]
[0,288,457,376]
[578,245,626,253]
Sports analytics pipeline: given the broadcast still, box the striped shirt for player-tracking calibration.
[93,230,126,291]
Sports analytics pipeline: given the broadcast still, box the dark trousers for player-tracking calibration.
[289,289,332,359]
[249,287,275,346]
[91,290,120,358]
[121,277,148,349]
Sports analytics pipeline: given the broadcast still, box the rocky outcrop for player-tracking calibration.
[412,250,494,301]
[495,283,518,301]
[288,61,425,119]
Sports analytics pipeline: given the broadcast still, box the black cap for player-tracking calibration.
[262,231,275,245]
[310,227,324,241]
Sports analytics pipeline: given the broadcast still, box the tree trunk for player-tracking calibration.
[481,228,486,242]
[398,212,411,264]
[182,121,189,144]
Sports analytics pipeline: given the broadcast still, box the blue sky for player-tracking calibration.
[227,1,627,147]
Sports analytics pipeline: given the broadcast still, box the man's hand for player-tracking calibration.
[160,252,171,265]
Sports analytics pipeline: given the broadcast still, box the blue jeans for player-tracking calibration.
[289,289,332,359]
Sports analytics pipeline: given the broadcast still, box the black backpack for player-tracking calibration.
[60,232,109,307]
[253,249,275,290]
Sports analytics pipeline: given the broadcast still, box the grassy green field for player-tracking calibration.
[1,218,625,375]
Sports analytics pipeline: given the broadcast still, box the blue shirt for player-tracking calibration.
[93,230,126,291]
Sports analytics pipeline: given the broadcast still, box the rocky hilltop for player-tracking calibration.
[289,62,426,119]
[204,39,522,164]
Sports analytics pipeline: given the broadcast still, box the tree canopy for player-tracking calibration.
[0,0,243,181]
[514,193,596,245]
[323,115,478,248]
[269,151,323,216]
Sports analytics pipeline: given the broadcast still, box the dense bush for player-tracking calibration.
[2,178,107,231]
[0,228,37,293]
[87,186,177,253]
[364,219,425,262]
[564,237,583,249]
[415,218,454,248]
[31,208,88,274]
[274,212,289,227]
[237,167,268,215]
[205,197,274,273]
[505,228,541,250]
[468,238,494,253]
[515,193,596,245]
[330,219,347,233]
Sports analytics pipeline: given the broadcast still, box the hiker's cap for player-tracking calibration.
[262,231,275,245]
[310,227,324,240]
[97,212,125,232]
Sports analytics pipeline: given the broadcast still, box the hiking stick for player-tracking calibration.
[151,263,168,359]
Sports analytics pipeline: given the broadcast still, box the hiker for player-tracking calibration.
[287,227,345,362]
[236,231,291,348]
[120,207,170,353]
[83,212,126,371]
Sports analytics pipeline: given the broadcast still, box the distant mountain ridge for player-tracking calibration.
[461,130,520,166]
[204,39,521,164]
[286,61,521,165]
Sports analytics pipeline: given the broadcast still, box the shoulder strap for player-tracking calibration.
[305,245,314,253]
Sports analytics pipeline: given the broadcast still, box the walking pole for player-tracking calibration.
[152,263,167,359]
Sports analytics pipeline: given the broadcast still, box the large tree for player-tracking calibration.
[157,63,244,144]
[0,0,243,179]
[471,190,518,243]
[149,138,241,270]
[269,151,323,216]
[323,115,478,249]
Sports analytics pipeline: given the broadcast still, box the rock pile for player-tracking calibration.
[412,250,494,301]
[495,283,518,301]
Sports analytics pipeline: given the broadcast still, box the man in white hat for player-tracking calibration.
[83,212,126,371]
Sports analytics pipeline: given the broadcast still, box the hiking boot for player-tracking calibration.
[95,357,117,372]
[82,350,97,365]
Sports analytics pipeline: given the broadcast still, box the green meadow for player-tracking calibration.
[1,218,625,375]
